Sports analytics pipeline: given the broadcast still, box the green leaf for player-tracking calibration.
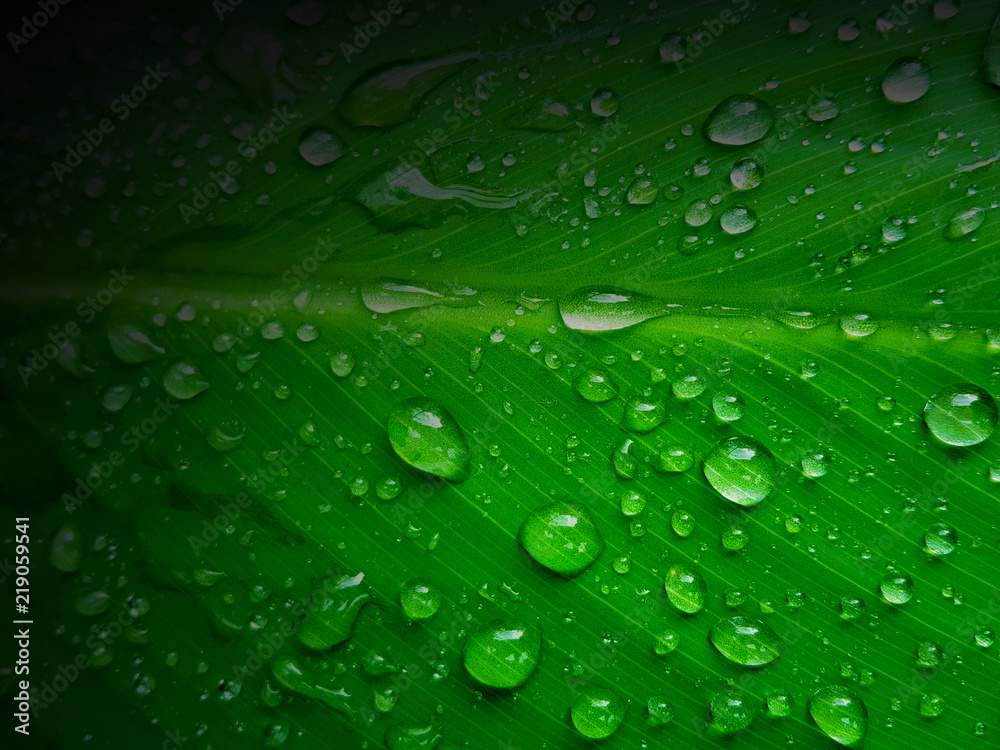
[4,2,1000,749]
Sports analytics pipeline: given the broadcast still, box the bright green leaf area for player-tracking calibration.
[2,1,1000,749]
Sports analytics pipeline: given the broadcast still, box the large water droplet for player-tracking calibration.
[710,688,756,734]
[703,436,776,506]
[924,383,997,446]
[622,392,667,433]
[559,287,669,332]
[703,94,773,145]
[573,369,618,402]
[809,685,867,747]
[519,500,605,576]
[163,359,211,400]
[720,205,758,234]
[462,620,540,688]
[879,572,914,605]
[882,57,931,103]
[108,323,165,364]
[400,578,441,620]
[712,393,744,421]
[664,563,707,614]
[924,523,958,556]
[709,615,784,666]
[730,158,764,190]
[571,688,626,739]
[298,126,344,165]
[946,206,985,238]
[298,572,370,650]
[206,421,246,453]
[387,397,470,481]
[338,52,481,127]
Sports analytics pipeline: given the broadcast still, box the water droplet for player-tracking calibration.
[619,489,647,516]
[882,57,931,103]
[703,436,776,506]
[298,126,344,165]
[101,384,132,412]
[879,572,914,605]
[721,526,749,551]
[519,500,605,576]
[573,369,618,403]
[664,564,707,614]
[400,578,441,620]
[919,693,945,718]
[297,572,370,650]
[946,206,985,239]
[338,51,480,127]
[462,620,540,688]
[684,199,712,227]
[659,445,694,473]
[591,88,619,117]
[627,177,658,205]
[384,720,443,749]
[710,688,756,734]
[387,397,470,481]
[882,216,907,242]
[571,688,626,739]
[767,692,793,717]
[295,323,319,342]
[51,523,81,572]
[840,313,877,337]
[329,349,356,378]
[934,0,960,20]
[466,152,486,172]
[375,476,402,501]
[807,97,839,122]
[163,359,210,400]
[658,33,685,63]
[710,615,783,666]
[924,523,958,556]
[206,421,246,453]
[838,18,860,41]
[713,393,744,421]
[801,451,830,478]
[646,696,674,726]
[672,373,706,399]
[108,323,165,364]
[652,628,680,655]
[810,686,867,747]
[703,94,774,145]
[670,509,696,537]
[730,158,764,190]
[720,204,758,234]
[559,286,668,332]
[622,392,667,433]
[924,383,997,446]
[362,278,449,314]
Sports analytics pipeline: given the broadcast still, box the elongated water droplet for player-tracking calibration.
[809,685,867,747]
[385,720,443,749]
[703,94,773,145]
[627,177,658,204]
[108,323,165,364]
[670,509,696,537]
[298,572,370,650]
[924,383,997,446]
[664,563,707,614]
[462,620,540,688]
[659,446,694,473]
[387,397,469,481]
[559,286,669,332]
[518,500,605,576]
[338,52,480,127]
[946,206,985,238]
[710,615,784,666]
[101,384,132,412]
[703,436,775,506]
[571,688,626,739]
[882,57,931,103]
